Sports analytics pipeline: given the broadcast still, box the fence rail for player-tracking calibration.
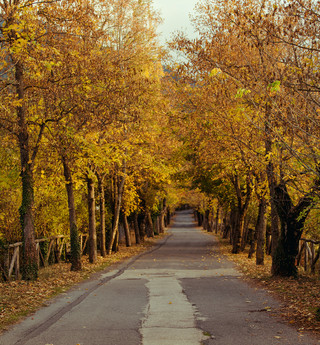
[296,238,320,274]
[1,234,88,281]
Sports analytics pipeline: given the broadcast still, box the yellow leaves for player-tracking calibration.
[209,68,222,77]
[235,88,251,99]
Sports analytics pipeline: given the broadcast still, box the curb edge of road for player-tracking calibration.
[6,232,173,345]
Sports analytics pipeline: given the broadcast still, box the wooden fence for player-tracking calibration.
[1,234,88,281]
[296,238,320,274]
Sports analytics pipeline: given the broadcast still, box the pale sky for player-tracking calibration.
[152,0,199,43]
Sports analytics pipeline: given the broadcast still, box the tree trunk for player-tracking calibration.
[87,175,97,263]
[256,197,267,265]
[123,214,131,247]
[159,198,167,233]
[167,207,171,225]
[107,163,126,255]
[272,181,313,276]
[232,209,246,253]
[133,212,141,244]
[203,209,210,231]
[231,174,251,254]
[248,227,257,259]
[138,212,146,241]
[14,60,38,280]
[214,205,220,234]
[19,163,38,280]
[97,175,106,257]
[62,156,82,271]
[264,105,280,264]
[146,210,154,238]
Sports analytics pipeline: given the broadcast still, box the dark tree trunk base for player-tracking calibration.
[22,262,38,281]
[272,241,297,277]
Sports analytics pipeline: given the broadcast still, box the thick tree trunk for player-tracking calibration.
[97,175,106,257]
[19,164,38,280]
[133,212,141,244]
[272,181,313,276]
[123,214,131,247]
[15,61,38,280]
[87,176,97,263]
[256,197,267,265]
[62,156,82,271]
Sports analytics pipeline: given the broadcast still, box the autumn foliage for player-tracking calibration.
[1,0,320,285]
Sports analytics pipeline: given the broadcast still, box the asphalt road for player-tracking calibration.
[1,210,319,345]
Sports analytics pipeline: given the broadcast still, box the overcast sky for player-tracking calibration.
[152,0,199,43]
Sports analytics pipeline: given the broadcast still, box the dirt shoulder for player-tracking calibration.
[215,235,320,337]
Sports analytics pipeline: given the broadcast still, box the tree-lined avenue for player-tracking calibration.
[0,210,317,345]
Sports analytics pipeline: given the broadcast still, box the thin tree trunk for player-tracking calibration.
[139,213,146,241]
[146,210,154,238]
[123,214,131,247]
[160,198,167,233]
[264,105,280,265]
[87,175,97,263]
[256,197,267,265]
[231,174,251,254]
[248,227,257,259]
[97,175,106,257]
[203,209,210,231]
[133,212,141,244]
[107,163,126,254]
[62,156,82,271]
[232,209,246,253]
[214,205,220,234]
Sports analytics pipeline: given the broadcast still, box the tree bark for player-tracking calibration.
[133,212,141,244]
[62,156,82,271]
[107,164,126,255]
[97,174,106,257]
[256,197,267,265]
[203,209,210,231]
[214,205,220,234]
[146,210,154,238]
[123,214,131,247]
[272,181,313,276]
[264,105,280,260]
[15,61,38,280]
[231,174,251,254]
[159,198,167,233]
[87,175,97,263]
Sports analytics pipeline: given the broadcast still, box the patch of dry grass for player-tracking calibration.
[215,235,320,336]
[0,239,158,333]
